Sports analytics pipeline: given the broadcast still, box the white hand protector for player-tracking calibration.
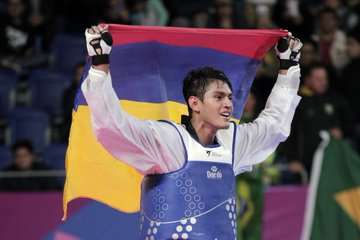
[275,34,303,70]
[85,25,113,65]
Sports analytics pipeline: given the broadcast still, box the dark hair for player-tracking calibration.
[318,7,339,21]
[11,139,34,155]
[303,62,327,79]
[182,66,232,116]
[302,38,319,51]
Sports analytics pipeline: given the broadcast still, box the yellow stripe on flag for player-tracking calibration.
[63,101,188,219]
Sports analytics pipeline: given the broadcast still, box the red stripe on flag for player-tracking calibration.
[108,24,287,60]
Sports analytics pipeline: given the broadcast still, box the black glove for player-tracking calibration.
[275,35,303,70]
[85,25,113,65]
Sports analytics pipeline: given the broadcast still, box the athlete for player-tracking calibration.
[82,24,302,239]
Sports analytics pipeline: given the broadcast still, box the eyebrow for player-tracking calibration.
[213,91,232,96]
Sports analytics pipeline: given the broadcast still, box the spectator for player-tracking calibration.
[300,38,340,93]
[299,39,324,86]
[128,0,169,26]
[0,0,34,72]
[0,139,61,191]
[254,4,275,29]
[284,63,354,179]
[0,0,49,73]
[324,0,347,21]
[242,2,257,28]
[62,62,85,142]
[208,0,241,29]
[312,7,348,71]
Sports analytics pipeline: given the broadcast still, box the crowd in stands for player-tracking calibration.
[0,0,359,190]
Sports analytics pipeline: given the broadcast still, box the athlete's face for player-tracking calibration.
[195,80,233,130]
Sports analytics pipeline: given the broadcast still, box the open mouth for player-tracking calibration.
[220,112,231,120]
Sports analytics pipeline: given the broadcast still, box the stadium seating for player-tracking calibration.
[0,146,11,168]
[51,34,87,74]
[28,70,70,116]
[0,70,17,118]
[9,108,50,153]
[42,144,67,169]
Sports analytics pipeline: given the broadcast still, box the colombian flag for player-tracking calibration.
[63,24,287,219]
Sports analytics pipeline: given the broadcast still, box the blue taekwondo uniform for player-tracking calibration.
[139,121,238,240]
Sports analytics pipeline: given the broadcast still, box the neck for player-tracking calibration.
[190,117,217,145]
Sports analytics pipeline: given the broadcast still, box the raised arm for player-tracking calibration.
[233,35,303,175]
[82,25,185,174]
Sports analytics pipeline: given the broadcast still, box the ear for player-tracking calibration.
[188,96,201,114]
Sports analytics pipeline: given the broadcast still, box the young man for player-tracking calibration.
[82,25,302,239]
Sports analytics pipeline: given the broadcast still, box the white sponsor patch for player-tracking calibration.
[206,166,222,180]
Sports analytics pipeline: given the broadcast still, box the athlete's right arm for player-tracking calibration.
[82,25,185,174]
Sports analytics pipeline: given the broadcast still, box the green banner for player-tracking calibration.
[308,138,360,240]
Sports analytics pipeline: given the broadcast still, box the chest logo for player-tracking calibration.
[207,166,223,180]
[205,150,222,158]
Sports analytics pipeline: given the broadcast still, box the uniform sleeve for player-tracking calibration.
[233,65,302,175]
[81,67,185,175]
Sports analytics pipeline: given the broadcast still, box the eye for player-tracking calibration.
[228,95,233,101]
[214,95,222,100]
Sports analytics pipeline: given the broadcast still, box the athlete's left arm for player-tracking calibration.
[233,65,301,175]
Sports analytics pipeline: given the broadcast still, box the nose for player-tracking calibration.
[224,97,233,109]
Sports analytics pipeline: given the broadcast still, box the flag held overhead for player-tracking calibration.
[63,24,287,220]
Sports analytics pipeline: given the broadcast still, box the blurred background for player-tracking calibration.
[0,0,359,239]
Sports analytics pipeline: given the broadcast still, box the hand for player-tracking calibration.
[85,24,113,66]
[275,33,303,70]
